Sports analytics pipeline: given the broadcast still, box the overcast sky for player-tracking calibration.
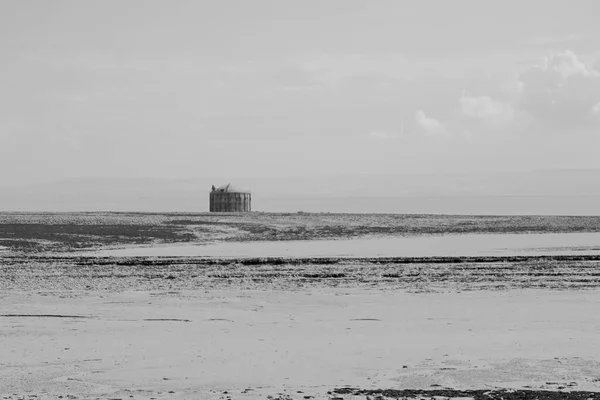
[1,0,600,186]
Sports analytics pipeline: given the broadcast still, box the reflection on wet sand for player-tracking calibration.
[89,232,600,258]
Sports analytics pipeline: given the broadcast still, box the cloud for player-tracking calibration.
[456,51,600,133]
[539,50,598,79]
[459,94,514,122]
[415,110,446,135]
[516,50,600,127]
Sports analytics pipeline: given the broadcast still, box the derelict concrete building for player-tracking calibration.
[209,184,251,212]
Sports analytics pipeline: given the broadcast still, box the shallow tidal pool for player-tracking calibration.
[86,232,600,258]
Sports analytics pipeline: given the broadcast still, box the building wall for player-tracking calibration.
[209,192,251,212]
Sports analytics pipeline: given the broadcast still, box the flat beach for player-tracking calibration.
[2,212,600,399]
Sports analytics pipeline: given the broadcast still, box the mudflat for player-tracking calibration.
[3,212,600,253]
[2,212,600,399]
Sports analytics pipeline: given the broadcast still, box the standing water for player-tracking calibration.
[86,232,600,258]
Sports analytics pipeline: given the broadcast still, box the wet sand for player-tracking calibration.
[3,213,600,399]
[86,232,600,258]
[2,289,600,399]
[3,252,600,399]
[4,212,600,253]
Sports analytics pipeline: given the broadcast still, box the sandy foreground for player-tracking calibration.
[2,286,600,399]
[2,213,600,399]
